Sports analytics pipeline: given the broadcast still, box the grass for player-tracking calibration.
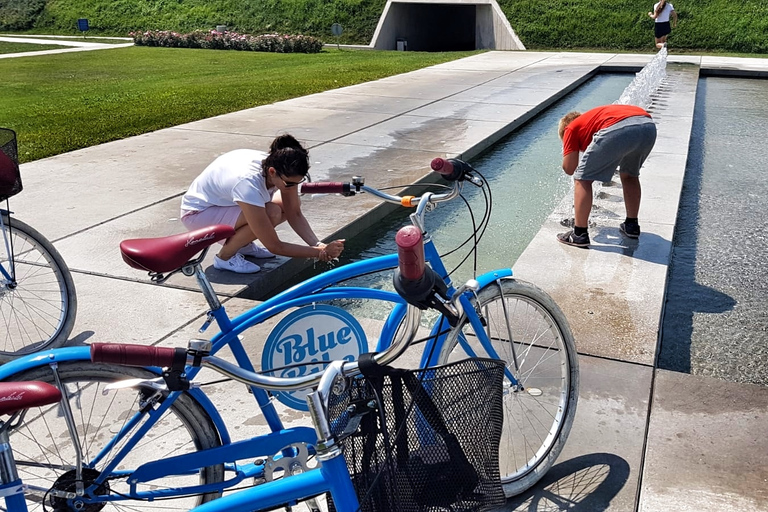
[500,0,768,54]
[3,0,768,54]
[0,40,67,53]
[0,46,478,163]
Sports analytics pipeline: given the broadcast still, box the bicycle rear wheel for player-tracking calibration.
[7,362,224,511]
[0,214,76,362]
[437,278,579,497]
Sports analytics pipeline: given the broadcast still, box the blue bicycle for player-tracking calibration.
[0,158,578,511]
[0,128,77,363]
[0,290,503,512]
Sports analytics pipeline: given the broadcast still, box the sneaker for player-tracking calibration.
[557,230,590,248]
[213,253,261,274]
[619,222,641,239]
[237,243,275,259]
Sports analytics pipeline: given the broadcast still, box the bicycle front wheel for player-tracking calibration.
[0,214,77,362]
[437,278,579,497]
[7,362,224,511]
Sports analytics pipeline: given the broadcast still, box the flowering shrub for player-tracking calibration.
[130,30,324,53]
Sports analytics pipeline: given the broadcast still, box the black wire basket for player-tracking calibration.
[327,357,506,512]
[0,128,23,201]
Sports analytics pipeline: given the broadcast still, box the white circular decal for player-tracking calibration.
[262,305,368,411]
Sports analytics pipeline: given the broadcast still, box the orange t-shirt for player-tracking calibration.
[562,105,651,156]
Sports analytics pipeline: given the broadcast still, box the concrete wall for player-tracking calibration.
[371,0,525,51]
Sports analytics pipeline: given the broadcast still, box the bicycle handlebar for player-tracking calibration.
[299,182,353,196]
[91,343,186,368]
[299,158,480,209]
[395,225,425,281]
[430,157,464,182]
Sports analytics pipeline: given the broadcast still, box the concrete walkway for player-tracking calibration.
[0,35,132,59]
[6,43,768,511]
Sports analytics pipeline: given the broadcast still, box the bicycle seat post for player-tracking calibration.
[193,263,223,312]
[0,425,19,486]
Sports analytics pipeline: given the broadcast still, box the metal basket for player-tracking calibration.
[327,357,506,512]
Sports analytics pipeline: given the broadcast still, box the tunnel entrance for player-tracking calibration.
[370,0,524,51]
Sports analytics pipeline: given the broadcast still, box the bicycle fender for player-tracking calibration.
[474,268,514,288]
[0,346,92,380]
[0,346,232,443]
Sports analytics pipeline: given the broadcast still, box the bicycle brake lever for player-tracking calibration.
[450,279,480,304]
[102,377,167,395]
[465,175,484,187]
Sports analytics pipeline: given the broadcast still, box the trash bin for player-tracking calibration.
[396,39,407,51]
[216,25,227,32]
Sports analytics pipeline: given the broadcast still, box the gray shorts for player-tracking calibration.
[573,116,657,183]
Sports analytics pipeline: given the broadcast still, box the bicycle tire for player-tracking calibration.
[437,278,579,498]
[7,362,224,511]
[0,214,77,362]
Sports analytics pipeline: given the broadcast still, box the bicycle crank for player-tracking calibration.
[48,467,110,511]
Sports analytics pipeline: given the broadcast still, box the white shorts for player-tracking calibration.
[180,206,242,232]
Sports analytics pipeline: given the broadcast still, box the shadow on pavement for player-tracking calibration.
[502,453,631,511]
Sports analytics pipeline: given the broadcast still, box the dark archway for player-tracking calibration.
[388,3,476,51]
[370,0,525,51]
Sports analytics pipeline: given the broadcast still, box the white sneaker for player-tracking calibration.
[213,253,261,274]
[237,243,275,259]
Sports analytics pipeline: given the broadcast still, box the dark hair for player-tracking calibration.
[654,0,667,16]
[263,134,309,179]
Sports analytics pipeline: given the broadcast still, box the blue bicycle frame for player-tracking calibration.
[0,209,14,282]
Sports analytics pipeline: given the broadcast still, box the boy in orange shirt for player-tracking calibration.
[557,105,657,247]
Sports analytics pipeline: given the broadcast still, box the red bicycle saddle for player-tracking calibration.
[120,225,235,273]
[0,381,61,416]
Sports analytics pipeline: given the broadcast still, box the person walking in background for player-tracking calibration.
[556,105,657,248]
[180,134,345,273]
[649,0,677,49]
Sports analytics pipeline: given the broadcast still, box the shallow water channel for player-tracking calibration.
[659,77,768,386]
[278,73,633,312]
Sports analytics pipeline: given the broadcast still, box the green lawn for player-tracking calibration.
[0,46,478,163]
[0,40,68,54]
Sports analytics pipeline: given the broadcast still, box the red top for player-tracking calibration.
[562,105,651,156]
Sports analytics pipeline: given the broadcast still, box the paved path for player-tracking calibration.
[0,34,132,59]
[5,43,768,510]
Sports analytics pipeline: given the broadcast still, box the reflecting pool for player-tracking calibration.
[659,77,768,385]
[279,73,633,297]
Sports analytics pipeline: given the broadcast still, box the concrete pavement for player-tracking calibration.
[5,41,768,511]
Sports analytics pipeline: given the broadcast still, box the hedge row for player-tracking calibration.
[131,29,324,53]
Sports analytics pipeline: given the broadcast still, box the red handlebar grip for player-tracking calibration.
[395,226,425,281]
[430,158,454,176]
[300,182,347,194]
[90,343,178,368]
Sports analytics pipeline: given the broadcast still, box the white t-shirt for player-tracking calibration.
[181,149,277,212]
[653,2,674,23]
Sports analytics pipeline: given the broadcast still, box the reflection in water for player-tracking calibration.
[659,77,768,385]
